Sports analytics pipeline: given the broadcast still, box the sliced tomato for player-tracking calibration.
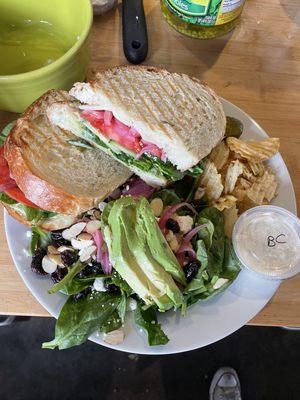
[0,148,16,188]
[4,186,39,208]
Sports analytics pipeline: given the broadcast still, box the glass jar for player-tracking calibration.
[161,0,246,39]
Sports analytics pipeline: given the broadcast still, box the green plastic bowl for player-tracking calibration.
[0,0,93,112]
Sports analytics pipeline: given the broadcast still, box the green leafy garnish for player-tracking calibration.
[68,139,94,150]
[0,192,56,224]
[42,292,121,350]
[134,303,169,346]
[48,260,86,294]
[30,226,51,254]
[0,121,15,146]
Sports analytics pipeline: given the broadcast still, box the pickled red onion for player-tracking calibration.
[104,111,113,126]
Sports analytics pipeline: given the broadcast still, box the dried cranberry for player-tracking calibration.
[31,248,47,275]
[73,287,91,301]
[61,250,77,267]
[183,260,201,283]
[105,283,120,294]
[77,261,103,278]
[51,267,67,283]
[50,230,69,247]
[166,218,180,234]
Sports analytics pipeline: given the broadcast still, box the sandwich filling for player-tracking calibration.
[53,106,205,184]
[0,147,57,223]
[80,109,204,182]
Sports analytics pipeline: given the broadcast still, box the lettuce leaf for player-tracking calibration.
[0,121,15,146]
[0,192,56,223]
[80,125,204,182]
[134,303,169,346]
[42,291,121,350]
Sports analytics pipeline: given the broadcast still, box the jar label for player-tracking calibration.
[165,0,245,26]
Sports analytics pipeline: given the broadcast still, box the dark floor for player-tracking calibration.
[0,317,299,400]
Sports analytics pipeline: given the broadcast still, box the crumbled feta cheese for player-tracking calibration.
[93,278,107,292]
[98,202,107,212]
[194,186,205,200]
[213,278,229,290]
[173,215,193,234]
[126,298,137,311]
[79,245,97,262]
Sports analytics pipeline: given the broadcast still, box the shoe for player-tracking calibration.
[209,367,242,400]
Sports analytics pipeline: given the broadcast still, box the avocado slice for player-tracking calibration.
[103,196,185,311]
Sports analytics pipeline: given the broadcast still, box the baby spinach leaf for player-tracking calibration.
[30,226,51,254]
[134,303,169,346]
[117,293,127,323]
[48,260,86,294]
[197,207,225,278]
[99,310,122,333]
[59,278,92,296]
[150,189,181,206]
[197,218,214,249]
[42,291,121,350]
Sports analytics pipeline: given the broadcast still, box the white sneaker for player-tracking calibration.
[209,367,242,400]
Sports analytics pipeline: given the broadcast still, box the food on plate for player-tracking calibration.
[0,69,282,350]
[198,136,280,220]
[0,91,131,230]
[35,183,240,349]
[46,66,226,187]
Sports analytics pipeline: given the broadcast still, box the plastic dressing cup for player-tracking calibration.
[232,205,300,280]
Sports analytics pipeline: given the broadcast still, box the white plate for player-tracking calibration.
[4,99,297,355]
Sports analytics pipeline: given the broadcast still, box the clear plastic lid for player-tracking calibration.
[232,205,300,280]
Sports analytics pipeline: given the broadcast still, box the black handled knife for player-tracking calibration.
[122,0,148,64]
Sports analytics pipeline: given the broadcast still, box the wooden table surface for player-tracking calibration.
[0,0,300,326]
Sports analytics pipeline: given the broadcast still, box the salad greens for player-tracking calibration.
[30,226,51,254]
[134,303,169,346]
[42,291,122,350]
[48,260,86,294]
[42,189,239,350]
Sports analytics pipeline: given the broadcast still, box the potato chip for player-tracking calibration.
[237,177,252,190]
[227,137,280,162]
[238,194,257,213]
[247,161,265,177]
[213,195,237,211]
[223,204,239,238]
[241,164,256,182]
[246,169,277,205]
[209,141,230,170]
[232,186,247,202]
[200,160,223,201]
[224,160,244,194]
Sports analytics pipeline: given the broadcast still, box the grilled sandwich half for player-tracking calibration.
[47,66,226,187]
[1,90,132,230]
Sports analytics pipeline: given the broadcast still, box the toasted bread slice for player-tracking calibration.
[4,90,132,216]
[69,66,226,171]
